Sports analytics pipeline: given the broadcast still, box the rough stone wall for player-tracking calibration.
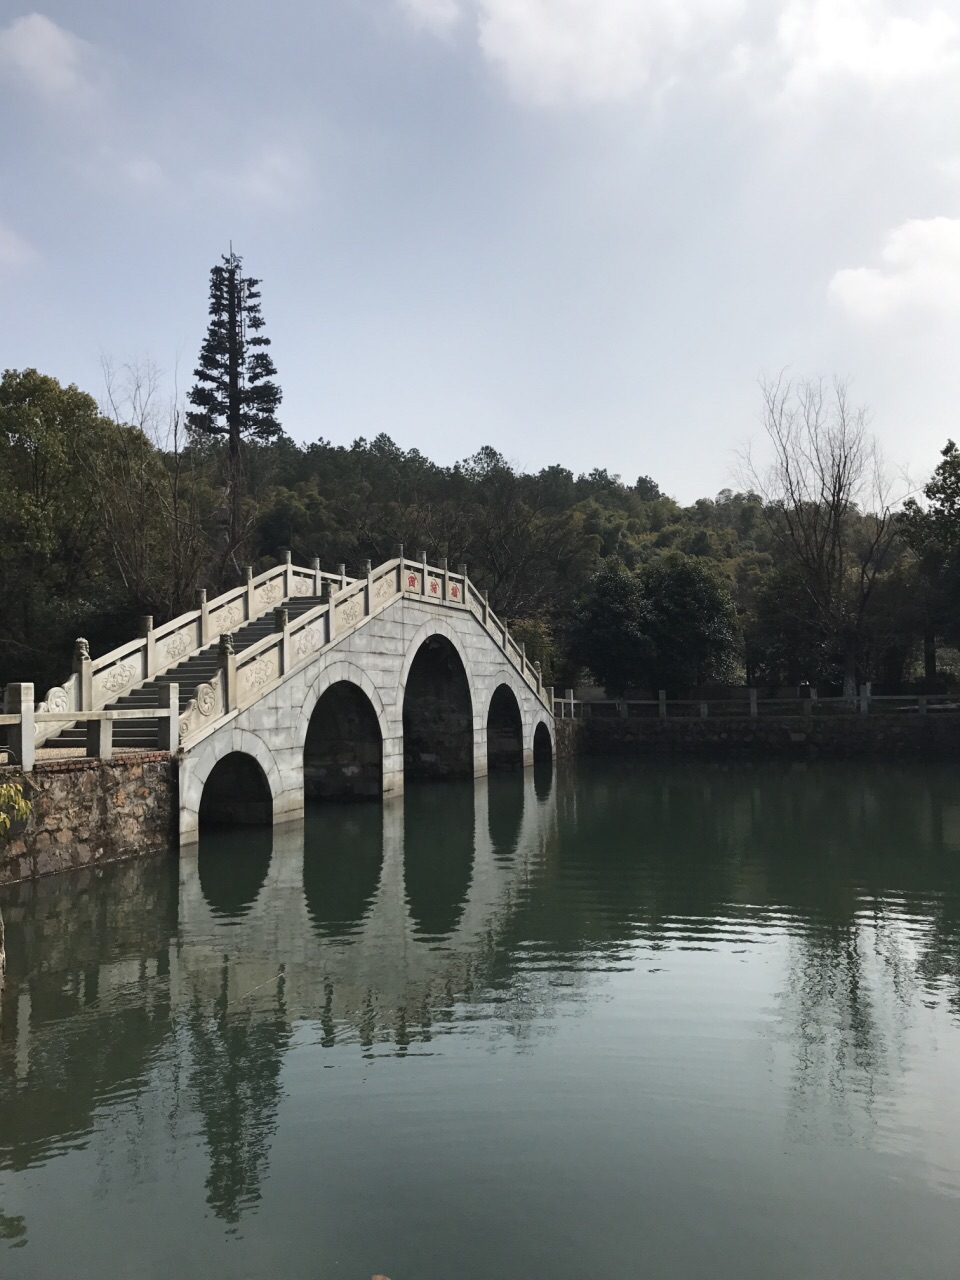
[0,754,177,886]
[564,714,960,759]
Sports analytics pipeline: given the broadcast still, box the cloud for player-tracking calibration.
[0,12,96,102]
[474,0,744,105]
[778,0,960,94]
[0,221,39,272]
[829,217,960,322]
[397,0,960,106]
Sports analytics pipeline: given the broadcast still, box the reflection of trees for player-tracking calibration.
[403,782,475,938]
[186,962,291,1225]
[0,858,178,1174]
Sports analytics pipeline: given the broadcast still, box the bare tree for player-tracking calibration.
[81,358,213,620]
[739,375,901,697]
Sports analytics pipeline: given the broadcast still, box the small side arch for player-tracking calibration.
[487,683,524,771]
[199,751,274,827]
[533,720,554,764]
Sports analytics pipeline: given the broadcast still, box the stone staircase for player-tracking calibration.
[47,595,326,751]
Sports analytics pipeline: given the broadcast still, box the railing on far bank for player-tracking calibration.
[554,687,960,720]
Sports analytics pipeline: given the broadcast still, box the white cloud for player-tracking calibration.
[830,217,960,322]
[0,221,39,272]
[0,12,95,102]
[474,0,744,105]
[778,0,960,94]
[397,0,960,106]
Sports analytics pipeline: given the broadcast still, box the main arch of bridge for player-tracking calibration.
[178,597,554,844]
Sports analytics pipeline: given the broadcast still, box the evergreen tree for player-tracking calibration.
[187,250,282,548]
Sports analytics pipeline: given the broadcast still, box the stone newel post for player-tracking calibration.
[219,632,237,711]
[73,637,92,711]
[6,682,35,772]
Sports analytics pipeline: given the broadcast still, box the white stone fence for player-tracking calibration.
[554,688,960,719]
[26,554,353,748]
[1,684,180,771]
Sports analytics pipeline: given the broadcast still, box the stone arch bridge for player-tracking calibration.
[14,555,556,845]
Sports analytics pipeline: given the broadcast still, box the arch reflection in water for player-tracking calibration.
[302,804,385,940]
[487,771,526,864]
[198,826,274,920]
[403,782,476,940]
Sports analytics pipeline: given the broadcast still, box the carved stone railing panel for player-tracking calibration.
[373,569,398,607]
[93,651,147,705]
[33,675,79,746]
[238,646,281,702]
[336,590,365,630]
[209,596,246,638]
[294,618,326,661]
[178,674,225,745]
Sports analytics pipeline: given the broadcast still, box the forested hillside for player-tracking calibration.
[2,367,958,698]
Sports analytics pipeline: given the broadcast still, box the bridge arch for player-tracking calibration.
[401,624,474,782]
[301,682,383,802]
[532,720,553,764]
[183,732,285,840]
[198,750,274,828]
[487,683,524,771]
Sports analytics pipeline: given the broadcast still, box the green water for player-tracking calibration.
[2,760,960,1278]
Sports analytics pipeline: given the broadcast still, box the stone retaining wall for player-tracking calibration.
[0,754,177,886]
[557,713,960,759]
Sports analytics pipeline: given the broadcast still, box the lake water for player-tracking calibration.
[2,759,960,1279]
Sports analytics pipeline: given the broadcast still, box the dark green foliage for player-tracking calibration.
[638,553,739,693]
[567,562,654,697]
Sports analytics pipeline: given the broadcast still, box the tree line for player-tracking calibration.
[3,362,959,699]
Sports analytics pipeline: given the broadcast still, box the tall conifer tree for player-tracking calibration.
[187,249,281,548]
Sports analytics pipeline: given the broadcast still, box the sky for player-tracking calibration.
[1,0,958,503]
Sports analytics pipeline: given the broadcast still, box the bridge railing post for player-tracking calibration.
[482,592,489,627]
[87,715,112,761]
[274,607,290,674]
[142,616,155,677]
[458,564,468,608]
[362,560,372,615]
[324,581,337,642]
[311,557,321,595]
[441,557,449,603]
[6,683,35,772]
[198,589,210,646]
[73,638,92,711]
[284,550,293,599]
[338,563,347,590]
[244,566,255,621]
[219,633,237,711]
[157,683,179,752]
[420,550,428,597]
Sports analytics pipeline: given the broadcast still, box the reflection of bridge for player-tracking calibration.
[175,771,559,1030]
[7,555,555,845]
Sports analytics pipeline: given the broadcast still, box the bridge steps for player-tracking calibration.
[46,595,327,750]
